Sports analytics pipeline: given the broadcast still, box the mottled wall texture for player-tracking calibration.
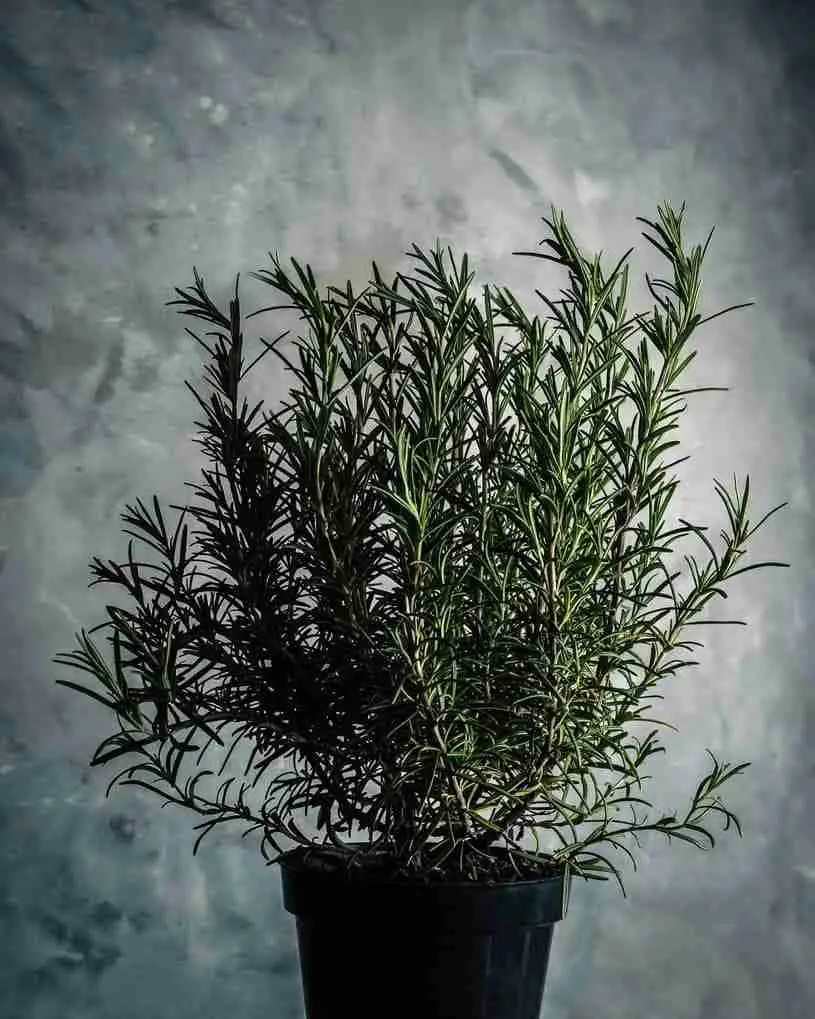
[1,0,813,1017]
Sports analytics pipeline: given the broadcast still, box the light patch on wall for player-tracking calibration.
[198,94,230,126]
[574,170,610,208]
[573,0,631,29]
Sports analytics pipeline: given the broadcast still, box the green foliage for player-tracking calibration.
[53,203,789,896]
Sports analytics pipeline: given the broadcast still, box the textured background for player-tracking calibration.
[1,1,813,1017]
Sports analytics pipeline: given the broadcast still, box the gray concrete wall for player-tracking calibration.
[0,1,812,1017]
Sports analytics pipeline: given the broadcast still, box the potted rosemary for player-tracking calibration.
[54,202,788,1019]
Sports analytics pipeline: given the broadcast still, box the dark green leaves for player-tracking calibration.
[52,203,789,895]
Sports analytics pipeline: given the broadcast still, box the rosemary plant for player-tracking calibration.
[54,203,789,895]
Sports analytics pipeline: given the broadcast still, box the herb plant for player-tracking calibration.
[54,203,789,895]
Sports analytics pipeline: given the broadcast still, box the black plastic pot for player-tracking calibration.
[279,842,569,1019]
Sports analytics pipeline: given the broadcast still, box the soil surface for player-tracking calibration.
[295,843,563,886]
